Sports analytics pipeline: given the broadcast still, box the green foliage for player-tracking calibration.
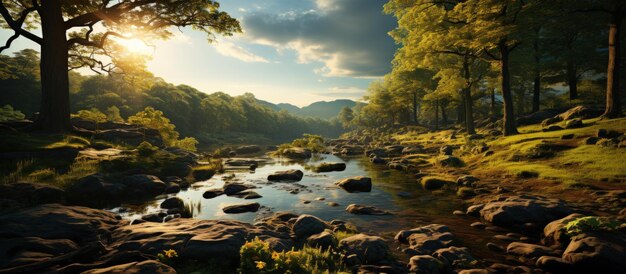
[128,107,180,146]
[105,106,124,123]
[136,141,158,157]
[338,106,354,129]
[239,238,347,274]
[2,159,99,189]
[156,249,179,266]
[287,134,326,153]
[72,108,107,130]
[564,216,622,236]
[174,137,199,152]
[0,105,25,122]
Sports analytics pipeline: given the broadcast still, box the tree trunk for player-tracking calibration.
[499,39,518,135]
[35,0,71,132]
[566,59,578,100]
[602,10,623,119]
[491,88,496,115]
[456,97,465,124]
[440,99,448,125]
[434,99,439,130]
[532,27,541,113]
[462,57,475,134]
[412,90,418,124]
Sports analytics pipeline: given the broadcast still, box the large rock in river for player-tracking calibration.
[267,169,304,182]
[339,234,389,264]
[480,195,574,230]
[335,176,372,192]
[314,162,346,172]
[292,214,326,239]
[279,147,312,159]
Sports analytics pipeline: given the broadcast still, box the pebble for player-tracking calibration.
[470,222,487,229]
[453,210,465,216]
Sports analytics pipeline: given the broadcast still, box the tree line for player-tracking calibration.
[346,0,624,135]
[0,49,344,142]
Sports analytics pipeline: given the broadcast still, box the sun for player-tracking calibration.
[114,37,153,55]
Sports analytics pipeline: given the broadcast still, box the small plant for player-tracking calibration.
[564,216,622,236]
[174,137,199,152]
[137,141,159,156]
[239,238,347,274]
[157,249,178,266]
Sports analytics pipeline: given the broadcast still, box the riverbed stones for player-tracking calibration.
[293,214,326,239]
[561,231,626,273]
[479,195,574,230]
[345,204,391,215]
[433,246,476,268]
[335,176,372,192]
[222,182,255,195]
[280,147,312,159]
[160,197,184,210]
[420,176,454,190]
[202,189,224,199]
[307,230,337,249]
[408,255,443,274]
[234,190,262,199]
[222,202,260,214]
[542,213,584,247]
[339,234,389,264]
[314,162,346,172]
[81,260,176,274]
[506,242,557,258]
[267,169,304,182]
[395,224,451,244]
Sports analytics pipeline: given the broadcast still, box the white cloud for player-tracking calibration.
[214,42,269,63]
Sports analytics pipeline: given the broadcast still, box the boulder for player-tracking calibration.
[457,175,480,187]
[346,204,391,215]
[202,189,224,199]
[596,129,622,139]
[480,195,575,230]
[223,183,255,196]
[160,197,184,210]
[543,125,563,132]
[267,169,304,182]
[408,255,443,274]
[233,190,262,199]
[506,242,557,258]
[191,168,215,181]
[81,260,176,274]
[164,183,180,194]
[436,156,464,167]
[371,156,386,164]
[420,176,454,190]
[339,234,389,264]
[292,214,326,239]
[535,256,572,272]
[0,182,65,205]
[405,230,455,254]
[335,176,372,192]
[542,213,584,247]
[557,106,601,121]
[222,202,260,214]
[121,175,167,198]
[307,230,337,249]
[314,162,346,172]
[564,118,583,129]
[395,224,451,243]
[432,246,476,268]
[562,232,626,273]
[280,147,312,159]
[66,174,126,204]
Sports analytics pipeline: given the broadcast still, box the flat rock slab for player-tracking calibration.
[336,176,372,192]
[267,169,304,182]
[222,202,261,214]
[480,195,574,230]
[345,204,391,215]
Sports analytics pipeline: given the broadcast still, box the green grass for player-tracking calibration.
[0,132,92,152]
[2,159,99,189]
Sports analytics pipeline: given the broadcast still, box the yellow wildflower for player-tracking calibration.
[164,249,178,258]
[272,252,280,260]
[255,261,267,269]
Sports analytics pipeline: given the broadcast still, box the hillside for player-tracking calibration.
[258,99,357,120]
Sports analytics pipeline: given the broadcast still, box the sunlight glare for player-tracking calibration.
[115,38,153,55]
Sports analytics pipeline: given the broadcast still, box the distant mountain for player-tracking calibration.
[256,99,357,120]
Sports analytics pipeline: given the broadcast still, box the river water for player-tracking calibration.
[111,154,507,261]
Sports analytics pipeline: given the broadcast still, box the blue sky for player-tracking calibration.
[0,0,397,106]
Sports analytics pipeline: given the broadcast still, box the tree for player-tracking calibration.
[0,0,241,131]
[128,107,179,146]
[73,108,106,131]
[338,106,355,129]
[105,106,124,123]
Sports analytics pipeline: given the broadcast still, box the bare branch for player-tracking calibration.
[0,2,42,47]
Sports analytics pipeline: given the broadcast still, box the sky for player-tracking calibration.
[0,0,398,107]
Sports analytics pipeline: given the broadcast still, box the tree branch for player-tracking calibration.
[0,2,42,48]
[65,0,154,29]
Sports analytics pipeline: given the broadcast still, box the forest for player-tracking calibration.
[346,0,623,135]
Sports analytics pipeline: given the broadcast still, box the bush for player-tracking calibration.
[137,141,158,156]
[239,238,347,274]
[564,216,622,236]
[174,137,199,152]
[0,105,25,122]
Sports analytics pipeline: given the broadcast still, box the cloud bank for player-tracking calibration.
[242,0,397,78]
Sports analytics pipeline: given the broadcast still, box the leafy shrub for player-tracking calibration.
[72,108,107,130]
[564,216,622,236]
[0,105,25,122]
[174,137,199,152]
[128,107,180,146]
[137,141,158,156]
[157,249,178,266]
[239,238,347,274]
